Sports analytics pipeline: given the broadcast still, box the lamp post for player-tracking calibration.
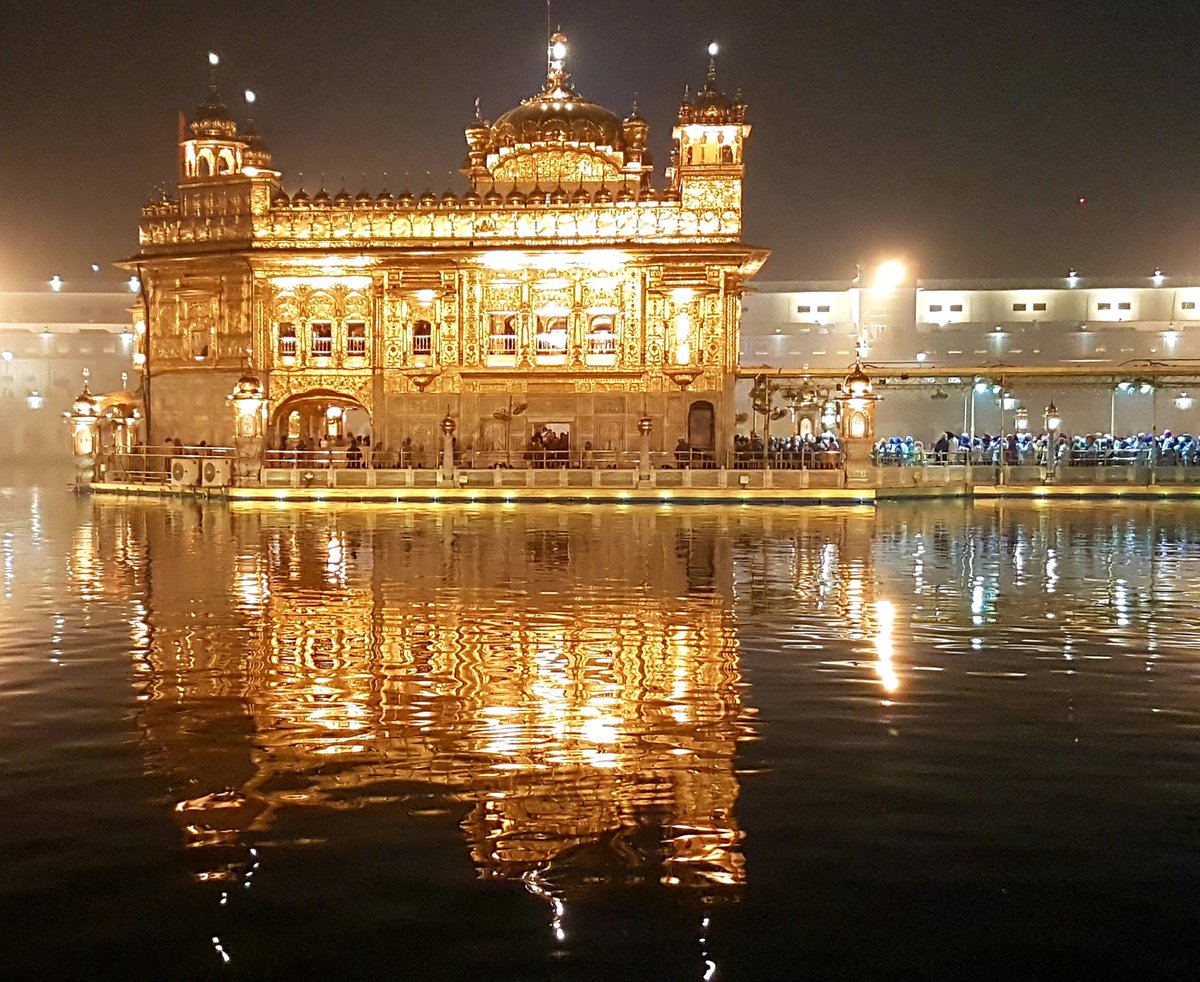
[1042,400,1061,480]
[440,413,456,481]
[637,414,653,479]
[229,375,266,485]
[66,383,101,487]
[836,361,878,485]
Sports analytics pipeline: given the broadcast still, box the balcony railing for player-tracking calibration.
[535,330,568,355]
[587,332,617,355]
[347,337,367,357]
[489,334,517,355]
[413,334,433,356]
[278,337,297,359]
[311,337,333,358]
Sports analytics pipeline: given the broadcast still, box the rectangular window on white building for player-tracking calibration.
[1012,303,1027,312]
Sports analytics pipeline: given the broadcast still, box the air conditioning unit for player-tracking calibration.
[169,457,200,487]
[201,458,232,488]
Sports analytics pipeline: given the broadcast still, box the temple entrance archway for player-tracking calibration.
[270,390,371,451]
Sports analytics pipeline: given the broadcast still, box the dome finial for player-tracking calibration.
[547,30,569,88]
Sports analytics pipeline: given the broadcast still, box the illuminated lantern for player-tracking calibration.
[67,383,101,486]
[837,361,878,441]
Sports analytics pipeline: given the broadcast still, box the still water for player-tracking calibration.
[2,483,1199,978]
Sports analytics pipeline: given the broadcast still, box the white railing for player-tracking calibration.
[535,331,568,355]
[587,333,617,355]
[489,334,517,355]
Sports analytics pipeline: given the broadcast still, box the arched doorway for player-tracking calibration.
[270,390,371,452]
[687,400,716,451]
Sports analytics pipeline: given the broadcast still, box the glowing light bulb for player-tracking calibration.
[708,41,719,57]
[551,41,567,61]
[208,51,219,66]
[874,260,906,290]
[244,89,256,104]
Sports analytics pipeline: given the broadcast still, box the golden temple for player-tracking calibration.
[126,34,768,460]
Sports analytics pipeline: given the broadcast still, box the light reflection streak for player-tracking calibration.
[873,599,899,694]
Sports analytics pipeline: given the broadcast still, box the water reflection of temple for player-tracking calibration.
[74,504,752,904]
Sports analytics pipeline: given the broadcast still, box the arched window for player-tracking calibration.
[587,315,616,355]
[488,314,517,355]
[536,316,568,355]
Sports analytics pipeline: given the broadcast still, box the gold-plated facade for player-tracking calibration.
[126,36,768,456]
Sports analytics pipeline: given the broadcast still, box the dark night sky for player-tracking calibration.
[2,0,1198,288]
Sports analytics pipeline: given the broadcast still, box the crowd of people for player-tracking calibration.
[733,432,844,469]
[874,430,1200,467]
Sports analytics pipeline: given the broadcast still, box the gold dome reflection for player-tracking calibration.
[124,505,750,903]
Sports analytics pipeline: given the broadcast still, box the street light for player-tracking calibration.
[1015,407,1029,432]
[1175,392,1194,411]
[874,260,906,290]
[1044,401,1061,433]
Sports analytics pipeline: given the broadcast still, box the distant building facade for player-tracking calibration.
[0,286,134,460]
[126,35,767,459]
[741,276,1200,439]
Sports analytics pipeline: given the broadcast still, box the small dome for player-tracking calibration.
[418,189,438,207]
[334,188,353,206]
[291,187,311,205]
[312,187,332,206]
[526,185,549,206]
[271,188,291,207]
[615,185,636,203]
[637,184,659,203]
[462,188,482,206]
[593,184,614,204]
[549,184,568,204]
[376,189,395,207]
[661,185,681,203]
[484,186,503,206]
[396,189,416,208]
[622,102,649,148]
[191,85,238,139]
[355,188,373,205]
[570,185,591,204]
[242,119,271,168]
[505,187,527,206]
[440,189,459,207]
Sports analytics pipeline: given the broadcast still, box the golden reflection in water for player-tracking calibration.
[90,505,752,904]
[873,600,899,694]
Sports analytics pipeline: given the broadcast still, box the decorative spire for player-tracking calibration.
[542,30,576,98]
[706,41,719,89]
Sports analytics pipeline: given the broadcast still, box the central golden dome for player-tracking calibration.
[491,33,622,149]
[464,32,648,191]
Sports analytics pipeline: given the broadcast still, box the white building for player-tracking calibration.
[739,275,1200,440]
[0,285,136,460]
